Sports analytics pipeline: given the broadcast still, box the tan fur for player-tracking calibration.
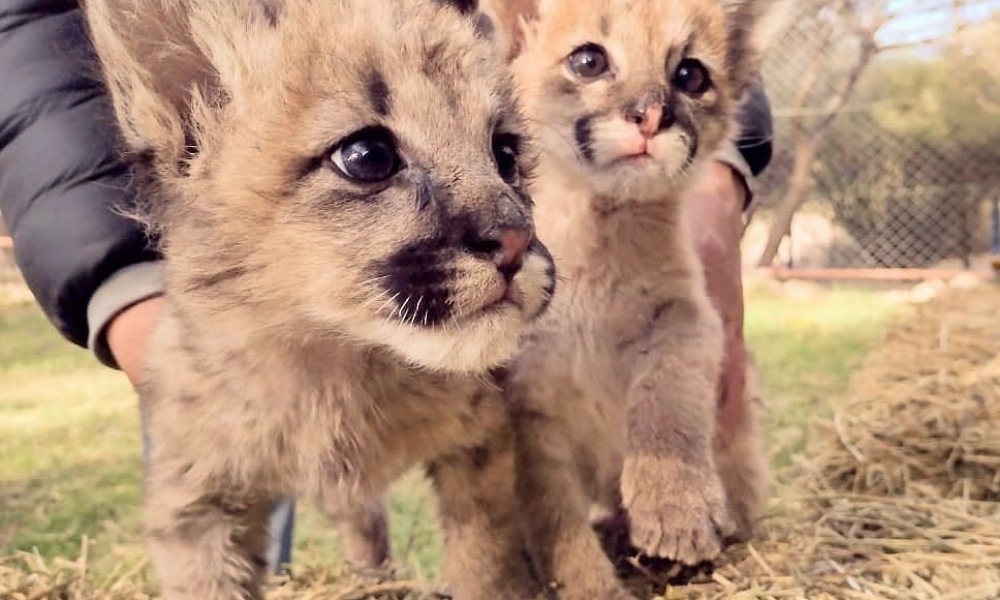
[713,358,770,540]
[80,1,560,598]
[480,0,785,596]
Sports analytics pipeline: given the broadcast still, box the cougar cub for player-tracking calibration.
[485,0,785,598]
[82,0,556,598]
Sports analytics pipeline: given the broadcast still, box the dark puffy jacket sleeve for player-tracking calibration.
[0,0,160,354]
[733,77,774,178]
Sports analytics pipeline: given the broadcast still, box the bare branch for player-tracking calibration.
[812,40,878,133]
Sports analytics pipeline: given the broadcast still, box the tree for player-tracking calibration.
[754,0,987,266]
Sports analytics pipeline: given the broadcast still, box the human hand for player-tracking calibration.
[106,295,165,388]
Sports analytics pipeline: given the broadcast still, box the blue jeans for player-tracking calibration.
[139,418,296,574]
[265,499,295,573]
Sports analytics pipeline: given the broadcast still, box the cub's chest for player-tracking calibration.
[554,278,677,360]
[360,372,507,463]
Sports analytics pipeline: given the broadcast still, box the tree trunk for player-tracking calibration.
[756,138,818,267]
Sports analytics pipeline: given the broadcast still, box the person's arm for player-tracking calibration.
[0,0,163,374]
[710,76,774,212]
[687,78,773,447]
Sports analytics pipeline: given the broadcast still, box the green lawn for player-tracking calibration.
[0,281,901,583]
[743,282,902,469]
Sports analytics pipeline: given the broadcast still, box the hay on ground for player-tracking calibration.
[660,283,1000,599]
[808,285,1000,501]
[4,284,1000,599]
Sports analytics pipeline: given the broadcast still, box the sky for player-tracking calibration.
[876,0,1000,46]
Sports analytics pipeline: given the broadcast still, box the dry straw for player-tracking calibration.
[4,284,1000,599]
[657,283,1000,600]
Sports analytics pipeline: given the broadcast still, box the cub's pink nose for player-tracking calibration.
[624,101,673,138]
[494,227,530,281]
[625,104,662,138]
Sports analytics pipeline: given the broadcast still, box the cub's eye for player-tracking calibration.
[673,58,711,96]
[328,127,402,183]
[492,133,521,185]
[567,43,609,80]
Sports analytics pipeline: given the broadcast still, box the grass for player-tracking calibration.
[743,281,901,469]
[0,279,901,584]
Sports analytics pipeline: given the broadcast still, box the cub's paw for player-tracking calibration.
[444,561,544,600]
[621,455,736,566]
[550,581,638,600]
[445,579,542,600]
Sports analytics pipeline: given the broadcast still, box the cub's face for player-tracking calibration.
[514,0,744,200]
[172,0,555,372]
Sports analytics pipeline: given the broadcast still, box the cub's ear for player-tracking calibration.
[82,0,201,169]
[82,0,282,163]
[719,0,793,96]
[82,0,283,230]
[479,0,541,61]
[185,1,287,104]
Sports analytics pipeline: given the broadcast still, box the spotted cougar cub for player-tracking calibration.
[82,0,556,598]
[484,0,785,597]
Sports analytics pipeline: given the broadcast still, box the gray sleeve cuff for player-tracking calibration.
[712,141,756,212]
[86,261,165,369]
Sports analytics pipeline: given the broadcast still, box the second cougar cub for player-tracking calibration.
[82,0,557,598]
[487,0,786,598]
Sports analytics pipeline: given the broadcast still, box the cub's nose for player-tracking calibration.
[624,95,674,138]
[494,227,530,280]
[462,192,533,281]
[463,226,531,282]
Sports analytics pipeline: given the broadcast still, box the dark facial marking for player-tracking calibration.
[366,71,392,117]
[419,42,461,109]
[422,41,448,78]
[672,102,700,165]
[184,264,253,292]
[531,238,557,317]
[254,0,280,27]
[574,115,596,162]
[175,127,199,176]
[375,238,454,327]
[600,15,611,36]
[545,76,578,98]
[659,101,676,130]
[435,0,477,14]
[473,12,495,39]
[416,174,436,211]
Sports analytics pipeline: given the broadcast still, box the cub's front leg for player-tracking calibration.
[143,441,274,600]
[318,492,391,569]
[621,303,736,566]
[508,370,638,600]
[428,423,544,600]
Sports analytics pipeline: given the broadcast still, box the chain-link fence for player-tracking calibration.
[746,0,1000,271]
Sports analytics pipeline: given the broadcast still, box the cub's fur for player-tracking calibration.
[81,1,557,598]
[483,0,784,597]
